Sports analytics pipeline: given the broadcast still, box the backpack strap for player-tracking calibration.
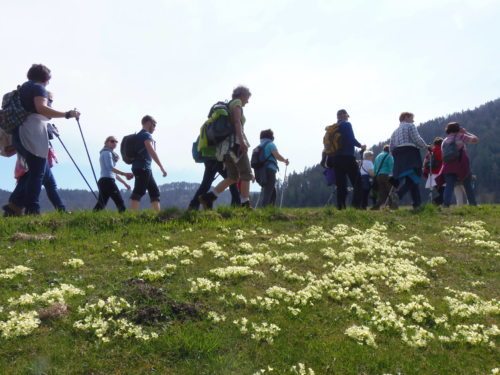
[374,153,389,177]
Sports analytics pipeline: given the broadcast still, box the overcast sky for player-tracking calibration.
[1,0,499,193]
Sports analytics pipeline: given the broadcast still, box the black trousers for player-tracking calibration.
[189,160,241,209]
[333,155,362,209]
[260,169,277,207]
[94,177,126,212]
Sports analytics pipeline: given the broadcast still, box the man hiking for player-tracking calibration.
[199,86,253,209]
[129,115,167,211]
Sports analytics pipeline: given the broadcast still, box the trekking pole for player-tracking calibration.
[279,164,288,209]
[53,132,99,201]
[427,151,433,203]
[75,116,99,187]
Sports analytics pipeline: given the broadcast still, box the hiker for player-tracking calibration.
[389,112,430,209]
[359,150,375,209]
[129,115,167,211]
[94,136,134,212]
[199,86,253,209]
[371,145,395,210]
[423,137,444,205]
[188,159,241,210]
[331,109,365,210]
[256,129,289,207]
[3,64,80,216]
[438,122,479,207]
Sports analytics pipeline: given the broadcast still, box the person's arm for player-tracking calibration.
[344,122,363,149]
[271,149,289,165]
[116,174,131,190]
[34,97,80,119]
[408,123,428,149]
[231,104,247,153]
[112,168,134,180]
[144,140,167,177]
[460,128,479,144]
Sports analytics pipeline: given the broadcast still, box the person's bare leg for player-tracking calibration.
[151,201,160,211]
[214,178,236,194]
[130,199,140,211]
[239,180,250,200]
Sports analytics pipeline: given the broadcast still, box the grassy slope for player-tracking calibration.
[0,206,498,375]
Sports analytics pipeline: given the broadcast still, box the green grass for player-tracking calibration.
[0,205,499,375]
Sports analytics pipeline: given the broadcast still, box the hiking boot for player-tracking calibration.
[198,192,217,210]
[389,192,399,210]
[3,203,24,217]
[241,201,253,209]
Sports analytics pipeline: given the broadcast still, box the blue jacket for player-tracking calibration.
[337,121,362,156]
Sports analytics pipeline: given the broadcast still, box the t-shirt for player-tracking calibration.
[260,139,278,172]
[360,159,374,176]
[228,99,249,147]
[19,80,48,113]
[99,148,116,179]
[18,81,49,157]
[132,129,153,170]
[373,151,394,175]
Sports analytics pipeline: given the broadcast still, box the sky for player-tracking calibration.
[1,0,499,193]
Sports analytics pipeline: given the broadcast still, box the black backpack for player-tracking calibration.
[251,140,273,186]
[442,135,461,163]
[120,133,143,165]
[0,87,31,134]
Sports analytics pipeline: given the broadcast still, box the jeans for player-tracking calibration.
[443,174,477,207]
[9,128,47,214]
[397,176,421,208]
[360,175,372,209]
[189,160,240,209]
[333,155,362,209]
[43,165,65,210]
[260,169,277,207]
[131,168,160,202]
[94,177,126,212]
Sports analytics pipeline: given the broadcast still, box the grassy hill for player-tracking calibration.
[0,206,498,374]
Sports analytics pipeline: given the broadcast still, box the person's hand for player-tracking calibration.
[66,109,80,119]
[284,158,289,166]
[360,145,367,151]
[125,184,131,190]
[460,127,466,134]
[427,145,433,152]
[125,172,134,180]
[239,142,248,154]
[161,168,167,177]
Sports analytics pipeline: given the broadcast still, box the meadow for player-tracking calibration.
[0,206,498,375]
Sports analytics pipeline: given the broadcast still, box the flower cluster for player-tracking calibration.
[290,363,316,375]
[438,324,499,346]
[207,311,226,323]
[62,258,85,268]
[444,288,499,317]
[0,265,32,280]
[74,296,157,342]
[210,266,265,280]
[138,264,176,281]
[251,321,281,344]
[401,325,434,347]
[189,277,220,294]
[8,284,85,307]
[0,310,40,338]
[344,324,377,347]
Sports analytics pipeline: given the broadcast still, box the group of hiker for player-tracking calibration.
[0,63,479,216]
[321,110,479,210]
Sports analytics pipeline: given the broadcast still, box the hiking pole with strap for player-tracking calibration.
[279,164,288,208]
[51,127,98,201]
[427,151,434,203]
[75,117,99,187]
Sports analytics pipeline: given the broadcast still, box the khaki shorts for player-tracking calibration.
[224,152,253,181]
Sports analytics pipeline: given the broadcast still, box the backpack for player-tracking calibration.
[192,136,216,163]
[203,100,237,146]
[442,135,461,163]
[251,140,273,186]
[323,123,342,156]
[0,128,15,157]
[120,133,143,165]
[0,88,31,134]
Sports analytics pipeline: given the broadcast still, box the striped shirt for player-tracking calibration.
[390,122,428,151]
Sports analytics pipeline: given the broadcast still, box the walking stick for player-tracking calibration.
[52,130,98,201]
[279,164,288,208]
[75,117,99,187]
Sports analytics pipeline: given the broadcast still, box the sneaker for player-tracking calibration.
[241,201,253,209]
[3,203,24,217]
[198,192,217,210]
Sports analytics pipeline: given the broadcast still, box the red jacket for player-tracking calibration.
[423,145,443,178]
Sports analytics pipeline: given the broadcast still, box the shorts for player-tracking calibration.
[224,151,253,181]
[130,168,160,202]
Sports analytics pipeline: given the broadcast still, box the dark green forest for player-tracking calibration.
[1,98,498,211]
